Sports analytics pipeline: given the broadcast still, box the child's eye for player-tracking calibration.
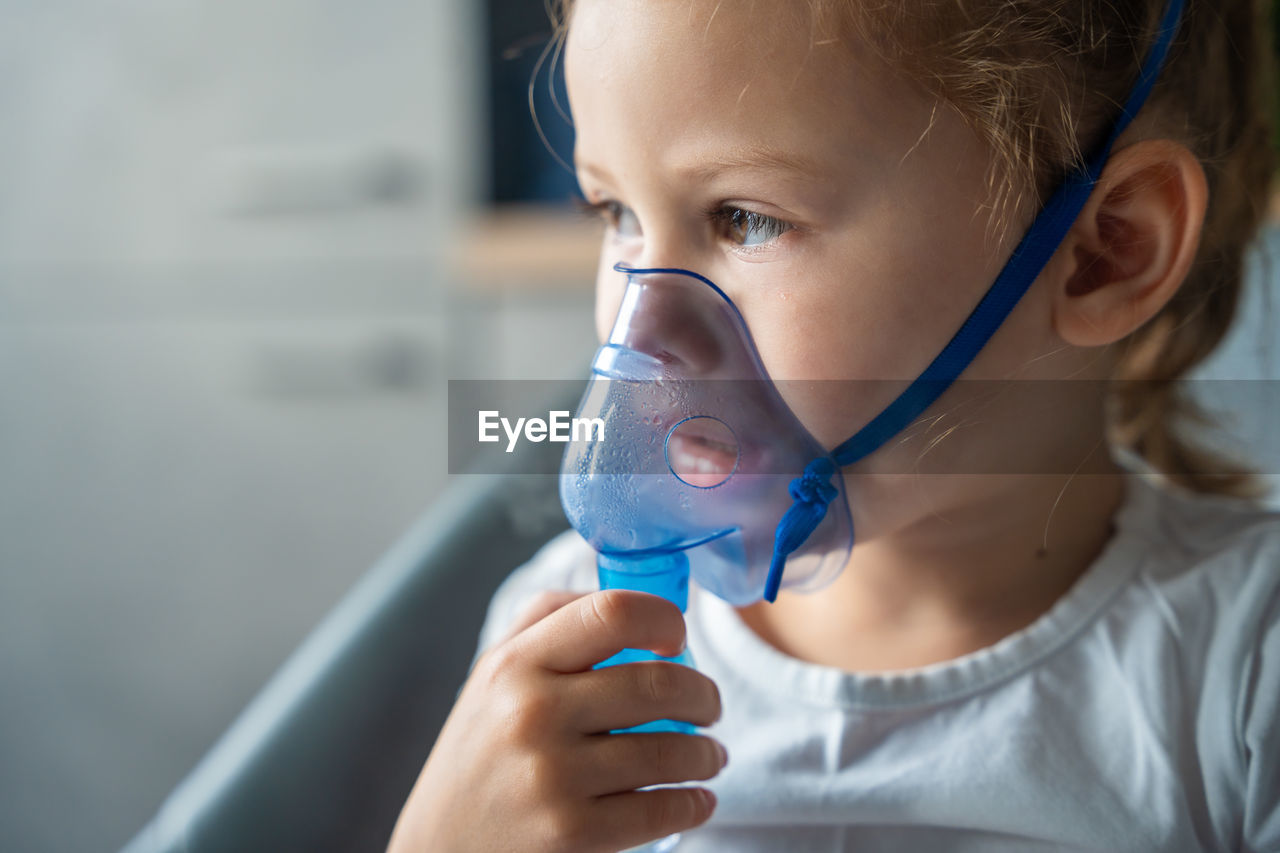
[576,197,642,239]
[710,206,793,247]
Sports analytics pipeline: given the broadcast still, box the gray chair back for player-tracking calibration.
[123,467,567,853]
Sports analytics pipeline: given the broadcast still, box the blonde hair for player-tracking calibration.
[552,0,1276,496]
[832,0,1277,497]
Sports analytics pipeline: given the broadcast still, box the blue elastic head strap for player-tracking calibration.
[763,0,1187,602]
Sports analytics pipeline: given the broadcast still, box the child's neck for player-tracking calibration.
[738,459,1127,673]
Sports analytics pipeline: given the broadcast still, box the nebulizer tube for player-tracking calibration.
[595,551,695,735]
[597,551,693,853]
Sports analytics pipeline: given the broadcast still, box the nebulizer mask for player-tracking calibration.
[558,0,1184,721]
[560,266,854,608]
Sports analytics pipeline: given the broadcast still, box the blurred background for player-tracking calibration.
[0,2,598,850]
[0,3,1277,852]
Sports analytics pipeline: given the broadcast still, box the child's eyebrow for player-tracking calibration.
[678,146,822,182]
[575,147,822,186]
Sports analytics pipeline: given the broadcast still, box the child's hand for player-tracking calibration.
[386,589,727,853]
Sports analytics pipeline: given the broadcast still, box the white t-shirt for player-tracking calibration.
[477,472,1280,852]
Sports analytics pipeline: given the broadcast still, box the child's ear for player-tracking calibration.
[1047,139,1207,347]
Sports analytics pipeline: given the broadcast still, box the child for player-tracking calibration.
[390,0,1279,850]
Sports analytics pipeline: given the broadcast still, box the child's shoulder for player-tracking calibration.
[1123,477,1280,844]
[1114,475,1280,724]
[1125,472,1280,607]
[1141,470,1280,549]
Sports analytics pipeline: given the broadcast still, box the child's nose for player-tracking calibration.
[610,272,727,378]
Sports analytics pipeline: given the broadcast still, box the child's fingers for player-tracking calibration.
[568,661,722,732]
[515,589,687,673]
[496,590,587,646]
[590,786,717,850]
[576,732,727,796]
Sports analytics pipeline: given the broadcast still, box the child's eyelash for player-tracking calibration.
[706,205,793,245]
[573,196,793,246]
[573,196,623,225]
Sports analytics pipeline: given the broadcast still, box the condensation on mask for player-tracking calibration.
[559,266,854,606]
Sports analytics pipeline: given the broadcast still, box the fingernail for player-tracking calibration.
[699,788,718,811]
[713,739,728,768]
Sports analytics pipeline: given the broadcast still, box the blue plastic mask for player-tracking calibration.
[560,266,855,605]
[560,0,1184,606]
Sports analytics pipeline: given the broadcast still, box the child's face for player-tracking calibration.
[566,0,1051,454]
